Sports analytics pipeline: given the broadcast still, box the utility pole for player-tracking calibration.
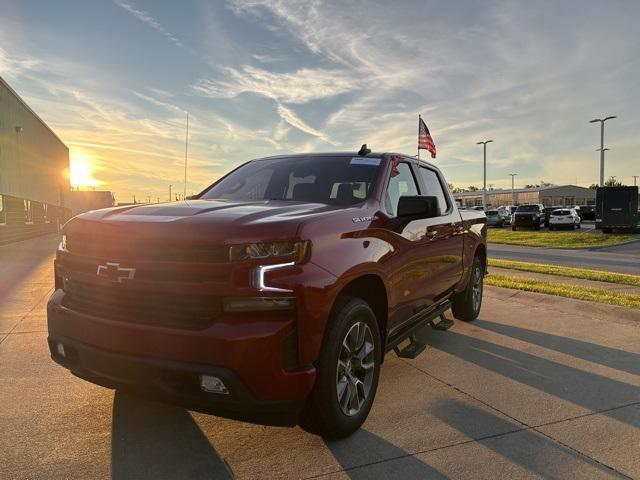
[589,116,616,187]
[169,184,172,202]
[184,112,189,198]
[509,173,517,204]
[476,140,493,210]
[632,175,638,187]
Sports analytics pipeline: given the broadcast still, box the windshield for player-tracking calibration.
[201,156,382,205]
[486,210,499,215]
[516,205,539,212]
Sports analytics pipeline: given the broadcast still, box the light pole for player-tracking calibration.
[509,173,517,204]
[477,140,493,210]
[589,116,616,187]
[184,112,189,198]
[633,175,638,187]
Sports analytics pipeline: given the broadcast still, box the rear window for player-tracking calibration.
[486,210,499,215]
[552,210,571,215]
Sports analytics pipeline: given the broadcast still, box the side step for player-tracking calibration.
[386,300,452,360]
[393,335,427,359]
[430,313,454,331]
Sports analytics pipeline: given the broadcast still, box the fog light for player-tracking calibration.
[56,343,66,358]
[200,375,229,395]
[223,296,295,313]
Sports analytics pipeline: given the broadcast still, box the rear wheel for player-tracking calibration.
[549,225,554,231]
[512,225,517,231]
[452,256,484,322]
[534,223,540,231]
[299,297,381,439]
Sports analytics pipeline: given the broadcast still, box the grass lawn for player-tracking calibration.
[486,274,640,309]
[487,229,637,248]
[489,259,640,287]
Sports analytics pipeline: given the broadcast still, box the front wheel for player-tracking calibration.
[512,225,517,231]
[451,256,484,322]
[299,297,381,439]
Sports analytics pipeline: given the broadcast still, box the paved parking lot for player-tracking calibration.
[1,235,639,479]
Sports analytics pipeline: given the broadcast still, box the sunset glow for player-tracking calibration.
[69,150,101,188]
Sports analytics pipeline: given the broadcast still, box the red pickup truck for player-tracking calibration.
[48,150,487,438]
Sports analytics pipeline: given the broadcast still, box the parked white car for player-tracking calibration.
[548,208,581,230]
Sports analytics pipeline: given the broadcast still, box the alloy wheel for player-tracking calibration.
[471,264,483,313]
[336,321,375,416]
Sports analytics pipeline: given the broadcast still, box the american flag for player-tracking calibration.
[418,116,436,159]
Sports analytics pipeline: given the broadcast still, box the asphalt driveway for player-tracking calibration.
[1,235,639,479]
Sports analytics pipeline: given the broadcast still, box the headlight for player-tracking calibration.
[228,241,309,263]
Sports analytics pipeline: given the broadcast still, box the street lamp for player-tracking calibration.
[477,140,493,210]
[589,116,616,187]
[509,173,517,204]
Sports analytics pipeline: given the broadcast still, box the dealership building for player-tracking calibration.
[0,76,71,245]
[453,185,596,209]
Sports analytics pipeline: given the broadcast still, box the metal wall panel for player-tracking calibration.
[0,77,69,206]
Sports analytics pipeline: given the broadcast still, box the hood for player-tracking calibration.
[65,199,343,245]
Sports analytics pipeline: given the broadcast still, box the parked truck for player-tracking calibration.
[47,149,487,438]
[595,186,640,233]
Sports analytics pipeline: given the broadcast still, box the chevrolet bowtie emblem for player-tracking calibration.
[96,262,136,283]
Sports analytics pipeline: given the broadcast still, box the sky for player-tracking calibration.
[1,0,639,202]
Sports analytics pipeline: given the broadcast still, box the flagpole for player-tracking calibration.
[417,114,421,160]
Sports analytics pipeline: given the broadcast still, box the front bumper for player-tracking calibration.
[47,289,316,426]
[514,215,541,226]
[48,334,304,426]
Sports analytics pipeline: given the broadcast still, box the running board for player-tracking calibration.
[386,300,452,357]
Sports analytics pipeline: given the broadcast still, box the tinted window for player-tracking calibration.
[418,167,448,214]
[201,156,381,205]
[385,163,419,216]
[516,205,540,212]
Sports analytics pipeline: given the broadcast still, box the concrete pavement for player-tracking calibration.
[1,235,639,479]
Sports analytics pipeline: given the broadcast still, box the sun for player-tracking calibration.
[69,150,101,188]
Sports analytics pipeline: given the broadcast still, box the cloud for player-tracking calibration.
[112,0,184,48]
[194,65,361,104]
[276,103,332,143]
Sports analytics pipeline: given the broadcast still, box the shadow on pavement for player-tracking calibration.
[474,319,640,377]
[426,331,640,428]
[433,399,616,478]
[325,429,448,479]
[111,391,232,480]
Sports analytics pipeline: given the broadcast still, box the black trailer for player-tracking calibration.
[595,186,640,233]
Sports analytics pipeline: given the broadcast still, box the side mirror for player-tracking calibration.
[397,196,440,220]
[185,194,198,200]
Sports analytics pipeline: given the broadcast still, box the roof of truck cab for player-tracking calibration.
[253,152,440,170]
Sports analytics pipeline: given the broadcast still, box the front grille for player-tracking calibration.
[66,235,228,263]
[62,280,222,330]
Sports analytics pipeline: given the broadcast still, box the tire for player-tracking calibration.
[534,223,540,231]
[299,297,381,439]
[549,226,554,231]
[602,228,612,234]
[512,225,517,231]
[451,256,484,322]
[577,223,581,229]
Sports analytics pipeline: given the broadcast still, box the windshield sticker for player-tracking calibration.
[350,157,381,166]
